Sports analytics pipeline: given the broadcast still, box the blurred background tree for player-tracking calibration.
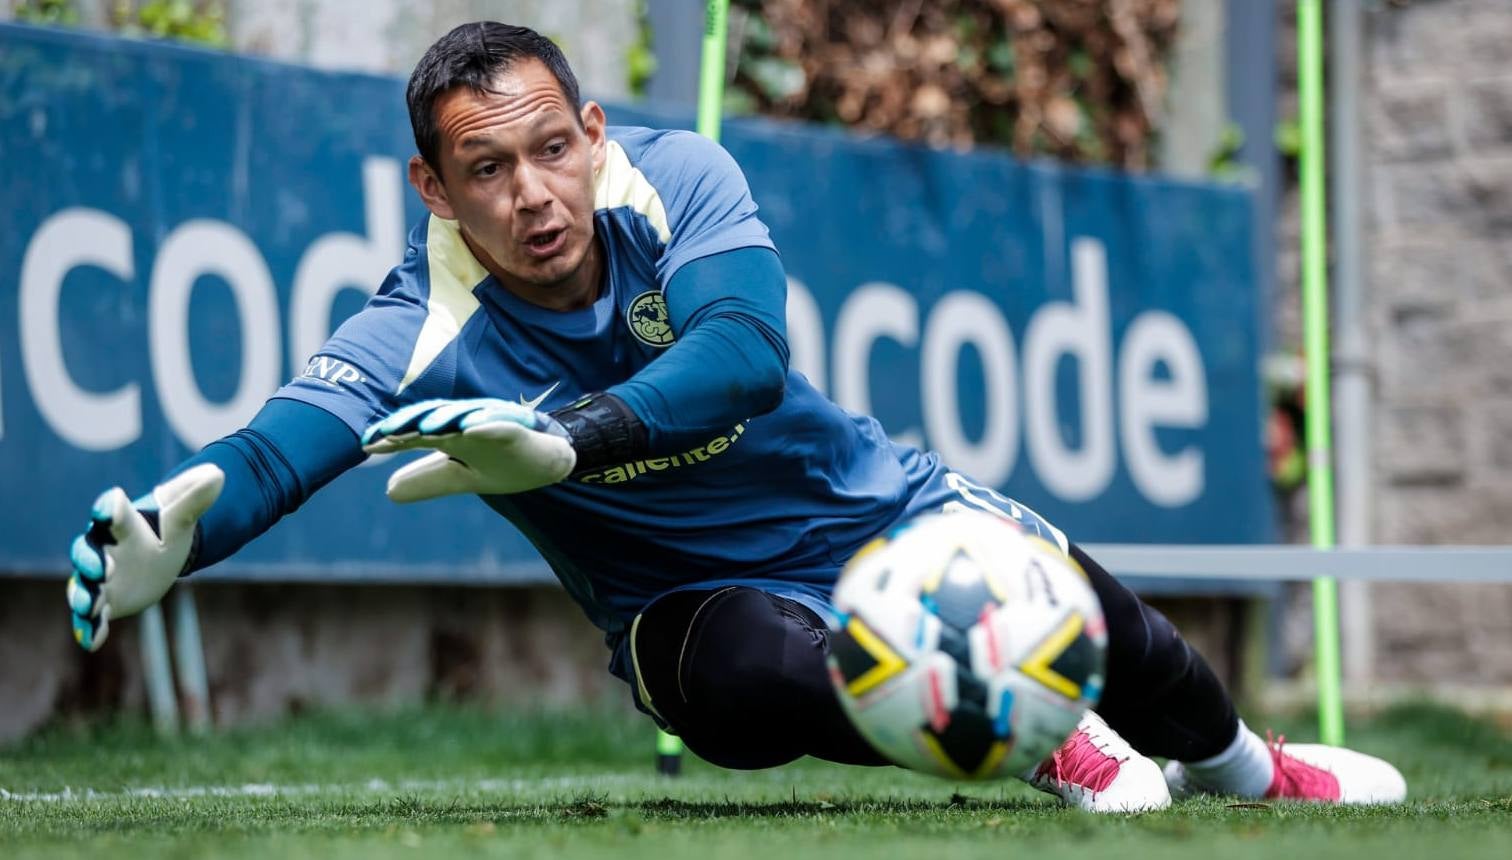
[114,0,226,47]
[726,0,1181,170]
[13,0,226,46]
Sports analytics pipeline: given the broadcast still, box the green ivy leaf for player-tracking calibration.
[746,56,804,102]
[987,40,1015,75]
[1069,49,1093,80]
[1274,117,1302,158]
[15,0,80,25]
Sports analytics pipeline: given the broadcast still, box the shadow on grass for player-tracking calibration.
[279,792,1048,825]
[632,793,1046,820]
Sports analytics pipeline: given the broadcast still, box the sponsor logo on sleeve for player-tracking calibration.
[576,422,747,484]
[298,355,366,389]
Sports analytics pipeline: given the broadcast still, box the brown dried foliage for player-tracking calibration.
[730,0,1181,169]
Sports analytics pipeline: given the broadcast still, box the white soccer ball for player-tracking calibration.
[827,509,1107,780]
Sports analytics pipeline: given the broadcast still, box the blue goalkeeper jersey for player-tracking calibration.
[274,126,957,641]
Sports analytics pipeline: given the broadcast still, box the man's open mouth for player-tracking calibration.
[524,228,566,256]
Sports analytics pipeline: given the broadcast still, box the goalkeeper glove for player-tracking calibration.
[65,464,224,652]
[361,398,577,502]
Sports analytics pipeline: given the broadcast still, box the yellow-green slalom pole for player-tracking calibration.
[1298,0,1345,746]
[698,0,730,142]
[655,724,683,776]
[655,0,732,775]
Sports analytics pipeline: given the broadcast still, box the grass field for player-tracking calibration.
[2,702,1508,859]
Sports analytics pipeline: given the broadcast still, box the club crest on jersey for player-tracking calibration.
[627,290,674,348]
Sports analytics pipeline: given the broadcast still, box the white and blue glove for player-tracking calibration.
[361,399,577,503]
[66,464,224,652]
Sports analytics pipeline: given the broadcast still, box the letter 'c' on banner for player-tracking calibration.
[833,282,922,448]
[19,208,143,451]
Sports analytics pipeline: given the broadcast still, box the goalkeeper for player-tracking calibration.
[64,22,1403,812]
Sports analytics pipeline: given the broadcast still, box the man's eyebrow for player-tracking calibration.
[458,135,497,151]
[530,110,572,131]
[456,114,569,151]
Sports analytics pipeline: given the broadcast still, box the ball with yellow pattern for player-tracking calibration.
[827,510,1106,780]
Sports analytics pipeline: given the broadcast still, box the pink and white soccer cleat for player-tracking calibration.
[1164,733,1407,804]
[1024,710,1171,812]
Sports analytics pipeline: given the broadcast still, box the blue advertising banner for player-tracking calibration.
[0,25,1271,582]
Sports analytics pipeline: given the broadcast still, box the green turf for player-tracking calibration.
[2,702,1508,859]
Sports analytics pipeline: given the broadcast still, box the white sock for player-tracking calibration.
[1181,720,1274,798]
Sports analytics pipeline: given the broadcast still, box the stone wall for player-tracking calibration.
[227,0,636,101]
[0,579,625,743]
[1269,0,1512,686]
[1362,0,1512,685]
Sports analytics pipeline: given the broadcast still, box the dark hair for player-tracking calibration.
[406,22,583,170]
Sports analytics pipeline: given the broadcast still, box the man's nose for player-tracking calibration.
[514,165,553,212]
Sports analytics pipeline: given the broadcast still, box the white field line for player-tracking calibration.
[0,773,641,804]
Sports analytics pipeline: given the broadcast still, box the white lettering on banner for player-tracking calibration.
[833,282,923,448]
[289,158,404,372]
[1119,312,1207,506]
[14,158,405,455]
[150,221,282,450]
[19,208,143,450]
[800,235,1210,509]
[921,290,1018,488]
[783,276,826,395]
[1024,237,1117,501]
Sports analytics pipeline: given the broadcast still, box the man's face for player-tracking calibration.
[410,59,605,300]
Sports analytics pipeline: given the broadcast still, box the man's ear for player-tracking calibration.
[408,155,456,220]
[582,101,607,174]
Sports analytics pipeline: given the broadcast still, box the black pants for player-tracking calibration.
[629,545,1238,770]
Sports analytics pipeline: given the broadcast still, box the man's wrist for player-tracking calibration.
[548,392,649,473]
[179,522,203,577]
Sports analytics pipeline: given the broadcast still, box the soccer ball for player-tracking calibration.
[827,510,1106,780]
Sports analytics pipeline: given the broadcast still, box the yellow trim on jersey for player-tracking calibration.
[629,611,666,723]
[1019,610,1086,700]
[843,616,907,698]
[395,143,667,394]
[396,216,485,394]
[594,140,672,244]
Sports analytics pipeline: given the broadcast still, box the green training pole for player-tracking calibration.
[652,0,732,775]
[697,0,730,142]
[1298,0,1345,747]
[655,727,683,776]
